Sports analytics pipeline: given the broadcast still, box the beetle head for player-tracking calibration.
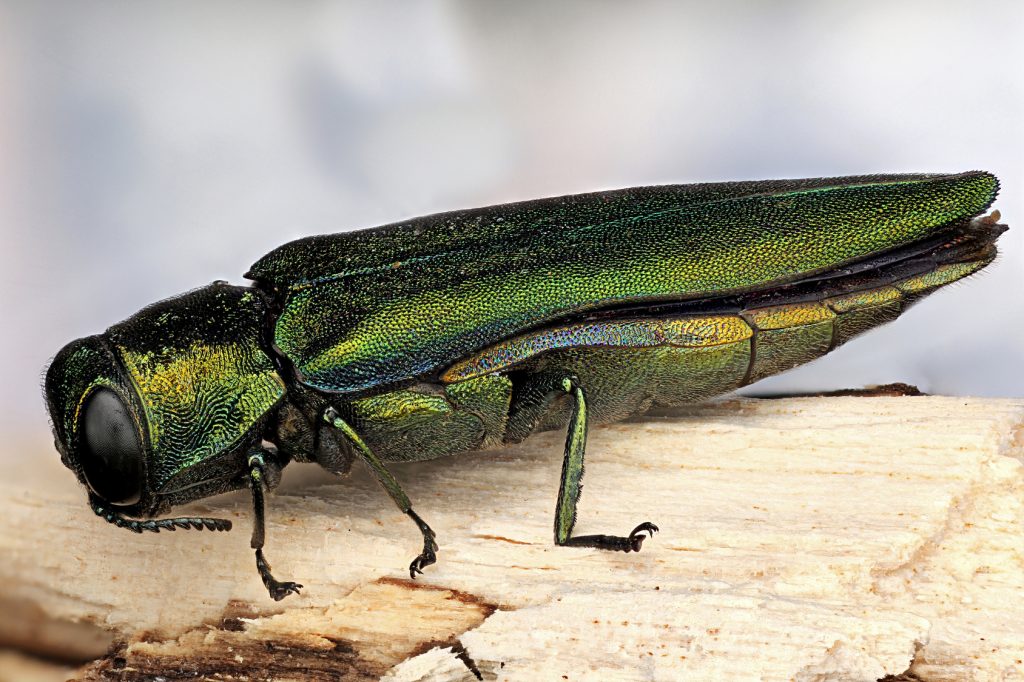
[45,283,287,519]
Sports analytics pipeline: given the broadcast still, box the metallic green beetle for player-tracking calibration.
[45,171,1006,600]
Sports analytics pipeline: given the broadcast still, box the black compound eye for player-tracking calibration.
[80,388,143,505]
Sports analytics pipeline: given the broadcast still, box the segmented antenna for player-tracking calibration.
[89,496,232,533]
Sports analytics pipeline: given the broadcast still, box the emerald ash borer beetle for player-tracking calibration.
[45,172,1007,600]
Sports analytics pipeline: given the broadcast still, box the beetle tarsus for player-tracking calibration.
[406,509,439,578]
[255,548,302,601]
[409,549,437,578]
[562,522,660,552]
[627,522,659,551]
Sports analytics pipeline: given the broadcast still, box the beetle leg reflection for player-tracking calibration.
[323,407,439,578]
[248,451,302,601]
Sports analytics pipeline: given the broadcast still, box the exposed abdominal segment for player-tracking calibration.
[440,257,990,427]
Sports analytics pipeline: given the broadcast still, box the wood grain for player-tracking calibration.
[2,397,1022,681]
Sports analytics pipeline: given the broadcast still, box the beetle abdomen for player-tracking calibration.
[438,257,991,434]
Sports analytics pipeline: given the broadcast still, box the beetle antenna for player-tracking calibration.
[89,496,232,533]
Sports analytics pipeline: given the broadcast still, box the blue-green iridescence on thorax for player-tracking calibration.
[249,171,1000,395]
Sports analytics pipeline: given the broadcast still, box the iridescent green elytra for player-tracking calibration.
[44,172,1007,600]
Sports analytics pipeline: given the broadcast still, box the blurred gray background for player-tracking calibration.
[1,1,1021,455]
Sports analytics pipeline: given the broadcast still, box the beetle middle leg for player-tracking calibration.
[507,372,658,552]
[323,407,439,578]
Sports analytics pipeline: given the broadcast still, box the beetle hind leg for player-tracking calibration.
[508,373,659,552]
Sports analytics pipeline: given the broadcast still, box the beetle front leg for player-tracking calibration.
[509,374,658,552]
[248,451,302,600]
[323,407,439,578]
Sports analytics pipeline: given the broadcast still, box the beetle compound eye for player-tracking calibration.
[80,388,143,505]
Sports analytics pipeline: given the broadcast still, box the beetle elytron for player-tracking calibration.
[45,172,1006,600]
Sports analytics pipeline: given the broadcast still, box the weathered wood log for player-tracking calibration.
[1,396,1022,681]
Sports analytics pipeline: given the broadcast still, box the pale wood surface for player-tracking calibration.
[1,396,1022,681]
